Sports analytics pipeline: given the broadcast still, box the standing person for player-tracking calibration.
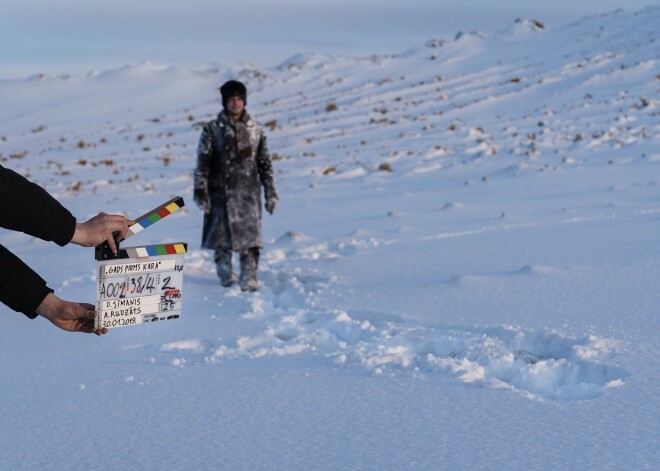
[0,164,131,335]
[194,80,278,291]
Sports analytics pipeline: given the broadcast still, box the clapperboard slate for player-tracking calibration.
[94,196,186,329]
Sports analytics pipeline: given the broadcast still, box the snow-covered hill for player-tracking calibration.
[1,7,658,470]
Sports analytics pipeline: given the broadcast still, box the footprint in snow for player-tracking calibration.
[159,304,629,402]
[163,256,626,402]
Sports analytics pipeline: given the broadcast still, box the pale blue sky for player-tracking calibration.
[0,0,654,78]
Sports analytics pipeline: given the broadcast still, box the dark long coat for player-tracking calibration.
[194,111,277,252]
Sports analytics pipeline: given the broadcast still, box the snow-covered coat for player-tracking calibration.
[194,111,277,251]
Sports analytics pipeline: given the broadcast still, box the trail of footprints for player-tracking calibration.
[163,239,629,401]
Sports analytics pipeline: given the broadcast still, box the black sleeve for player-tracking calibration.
[0,165,76,246]
[0,165,76,319]
[0,244,51,319]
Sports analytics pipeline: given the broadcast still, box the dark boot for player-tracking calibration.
[239,248,260,292]
[215,249,237,287]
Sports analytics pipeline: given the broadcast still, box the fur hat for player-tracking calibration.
[220,80,247,108]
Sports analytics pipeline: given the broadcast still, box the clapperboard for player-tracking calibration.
[94,196,186,330]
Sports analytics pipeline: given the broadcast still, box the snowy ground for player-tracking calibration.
[1,7,658,470]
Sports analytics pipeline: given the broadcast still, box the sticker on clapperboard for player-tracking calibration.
[96,251,184,329]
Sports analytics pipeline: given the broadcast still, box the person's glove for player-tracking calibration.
[265,197,278,215]
[194,188,211,213]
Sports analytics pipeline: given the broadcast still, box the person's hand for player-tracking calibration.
[71,212,132,255]
[265,197,278,215]
[36,293,107,336]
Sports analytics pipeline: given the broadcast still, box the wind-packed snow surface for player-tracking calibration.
[1,7,658,470]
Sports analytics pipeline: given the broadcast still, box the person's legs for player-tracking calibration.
[238,247,260,292]
[214,248,237,287]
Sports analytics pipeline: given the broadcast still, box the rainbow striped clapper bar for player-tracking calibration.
[94,196,187,330]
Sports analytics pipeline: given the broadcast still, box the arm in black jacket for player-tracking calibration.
[0,165,76,318]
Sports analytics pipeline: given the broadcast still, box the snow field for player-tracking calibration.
[1,6,658,470]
